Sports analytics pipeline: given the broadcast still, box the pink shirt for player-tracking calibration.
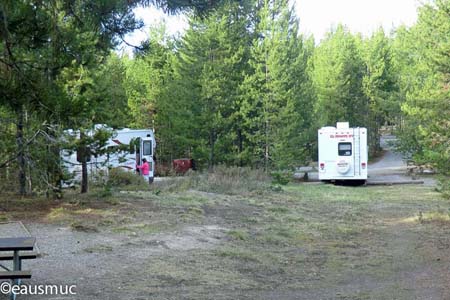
[137,162,150,175]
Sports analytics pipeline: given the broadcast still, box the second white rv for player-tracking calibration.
[318,122,368,182]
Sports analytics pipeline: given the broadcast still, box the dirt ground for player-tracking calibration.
[1,178,450,300]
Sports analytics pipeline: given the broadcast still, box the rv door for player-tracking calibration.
[140,138,152,162]
[138,137,153,177]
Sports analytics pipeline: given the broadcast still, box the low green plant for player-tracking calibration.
[271,171,292,185]
[195,166,271,195]
[269,184,283,192]
[107,168,147,187]
[228,230,250,241]
[152,166,270,195]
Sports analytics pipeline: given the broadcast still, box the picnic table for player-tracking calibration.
[0,237,36,300]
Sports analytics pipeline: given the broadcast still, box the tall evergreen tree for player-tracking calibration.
[312,25,368,128]
[241,0,315,170]
[362,28,398,154]
[175,1,251,168]
[395,0,450,177]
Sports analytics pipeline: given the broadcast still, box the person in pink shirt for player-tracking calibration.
[136,158,150,183]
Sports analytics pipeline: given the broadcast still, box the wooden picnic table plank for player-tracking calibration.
[0,252,38,261]
[0,237,35,251]
[0,271,32,280]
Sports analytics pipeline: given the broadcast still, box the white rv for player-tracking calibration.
[318,122,368,182]
[62,126,156,184]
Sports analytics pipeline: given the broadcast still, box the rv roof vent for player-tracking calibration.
[336,122,349,129]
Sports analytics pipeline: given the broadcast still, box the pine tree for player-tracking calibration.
[362,28,398,154]
[312,25,368,129]
[395,0,450,177]
[241,0,315,169]
[174,1,251,168]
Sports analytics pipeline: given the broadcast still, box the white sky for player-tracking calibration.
[296,0,420,42]
[121,0,420,53]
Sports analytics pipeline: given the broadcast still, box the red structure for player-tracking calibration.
[172,159,195,174]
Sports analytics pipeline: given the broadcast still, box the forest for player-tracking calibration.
[0,0,449,196]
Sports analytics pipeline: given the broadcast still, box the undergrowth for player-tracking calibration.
[153,166,272,195]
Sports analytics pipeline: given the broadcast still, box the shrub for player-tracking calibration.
[436,176,450,199]
[195,165,270,195]
[107,168,147,187]
[271,171,292,185]
[151,166,271,195]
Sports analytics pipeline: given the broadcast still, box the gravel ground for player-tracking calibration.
[1,222,227,300]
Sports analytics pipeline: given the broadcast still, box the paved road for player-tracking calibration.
[368,135,436,186]
[369,135,406,174]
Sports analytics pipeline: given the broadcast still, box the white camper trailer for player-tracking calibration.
[62,126,156,185]
[318,122,368,182]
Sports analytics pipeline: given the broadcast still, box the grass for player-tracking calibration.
[165,183,449,298]
[227,229,250,241]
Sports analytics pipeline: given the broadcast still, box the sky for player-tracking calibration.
[296,0,420,43]
[122,0,420,53]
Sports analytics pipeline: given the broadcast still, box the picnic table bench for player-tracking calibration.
[296,166,316,181]
[0,237,36,300]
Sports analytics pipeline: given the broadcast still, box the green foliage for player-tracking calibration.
[312,24,368,128]
[393,0,450,182]
[195,165,271,195]
[107,168,147,187]
[173,1,252,168]
[5,0,450,198]
[362,28,399,155]
[240,0,315,169]
[0,0,141,195]
[270,171,291,185]
[0,0,229,195]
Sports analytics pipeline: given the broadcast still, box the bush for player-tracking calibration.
[107,168,147,187]
[155,163,177,177]
[194,165,270,195]
[270,171,292,185]
[436,176,450,199]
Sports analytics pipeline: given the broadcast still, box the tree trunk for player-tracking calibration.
[368,115,382,157]
[237,128,243,167]
[265,120,269,172]
[81,158,88,193]
[16,107,26,195]
[209,130,215,172]
[80,131,88,194]
[47,131,63,199]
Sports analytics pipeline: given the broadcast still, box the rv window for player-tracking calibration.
[338,143,352,156]
[143,141,152,156]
